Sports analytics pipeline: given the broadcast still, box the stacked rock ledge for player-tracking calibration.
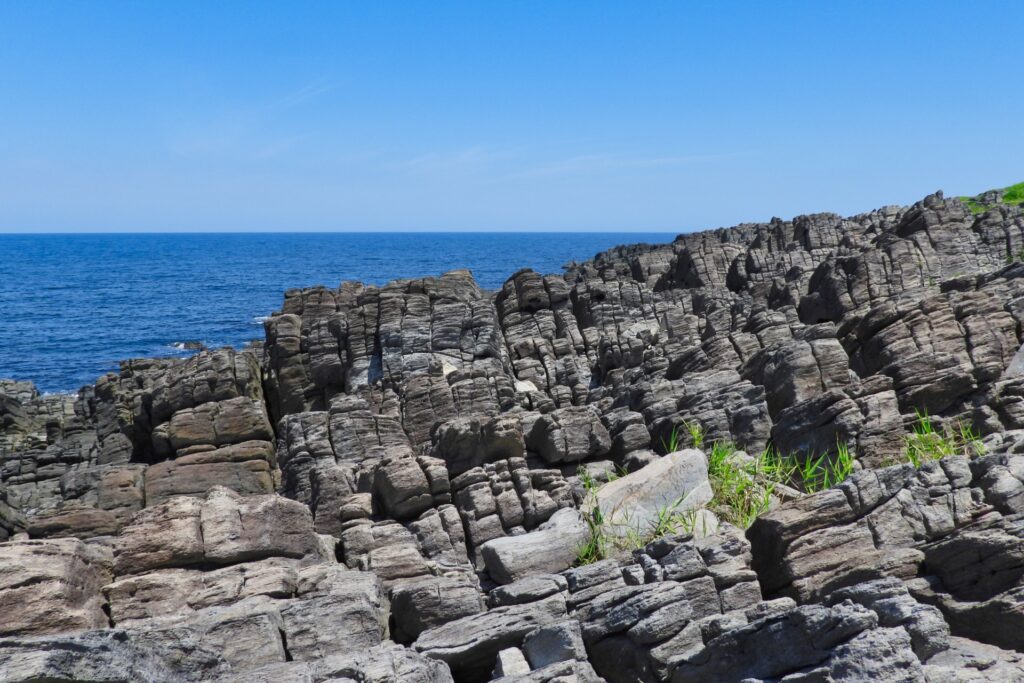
[3,189,1024,680]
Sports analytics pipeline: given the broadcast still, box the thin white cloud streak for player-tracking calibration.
[506,152,743,179]
[383,148,741,180]
[251,134,310,160]
[166,78,335,160]
[385,146,502,173]
[273,77,336,110]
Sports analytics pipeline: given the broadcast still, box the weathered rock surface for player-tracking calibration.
[415,594,569,680]
[480,508,591,584]
[217,643,456,683]
[5,188,1024,680]
[585,449,714,539]
[0,630,226,682]
[113,486,324,574]
[0,538,112,637]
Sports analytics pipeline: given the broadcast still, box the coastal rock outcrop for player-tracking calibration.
[4,188,1024,680]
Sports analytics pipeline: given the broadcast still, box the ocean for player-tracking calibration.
[0,232,674,393]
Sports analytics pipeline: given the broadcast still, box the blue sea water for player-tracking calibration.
[0,232,673,393]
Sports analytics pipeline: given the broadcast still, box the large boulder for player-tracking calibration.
[0,539,112,637]
[103,558,302,625]
[143,440,275,505]
[527,407,612,465]
[163,397,273,455]
[521,620,589,670]
[114,487,323,575]
[414,594,568,681]
[747,458,983,602]
[480,508,591,584]
[373,455,450,521]
[389,576,485,643]
[670,602,900,683]
[585,449,714,539]
[914,512,1024,651]
[431,415,526,476]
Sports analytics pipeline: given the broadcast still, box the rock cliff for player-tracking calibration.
[4,188,1024,681]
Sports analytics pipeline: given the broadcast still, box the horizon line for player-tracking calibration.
[0,229,684,236]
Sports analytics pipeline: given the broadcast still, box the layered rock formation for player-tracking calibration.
[3,188,1024,681]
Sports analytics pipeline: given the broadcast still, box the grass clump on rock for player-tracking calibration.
[959,181,1024,214]
[705,441,780,529]
[696,421,857,526]
[575,467,615,565]
[575,463,707,565]
[576,425,862,564]
[704,440,853,527]
[903,411,984,466]
[792,442,855,493]
[660,420,704,452]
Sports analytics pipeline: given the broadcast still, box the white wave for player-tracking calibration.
[167,341,206,352]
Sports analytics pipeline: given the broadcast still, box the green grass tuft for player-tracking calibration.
[575,468,611,564]
[959,181,1024,215]
[574,464,707,565]
[705,438,859,527]
[706,443,777,528]
[795,442,856,494]
[660,421,705,453]
[686,421,705,450]
[576,433,863,563]
[904,410,984,467]
[1004,182,1024,205]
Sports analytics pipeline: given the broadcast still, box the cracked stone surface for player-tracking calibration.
[4,189,1024,681]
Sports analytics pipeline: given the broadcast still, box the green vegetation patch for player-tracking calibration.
[576,413,986,565]
[659,423,855,530]
[903,410,984,466]
[1004,182,1024,205]
[958,181,1024,214]
[575,464,704,565]
[705,438,854,529]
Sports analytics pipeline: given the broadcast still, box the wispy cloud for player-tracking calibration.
[273,77,335,110]
[386,146,502,173]
[507,152,741,179]
[251,134,310,160]
[383,148,740,181]
[167,78,335,160]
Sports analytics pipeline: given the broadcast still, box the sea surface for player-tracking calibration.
[0,232,673,393]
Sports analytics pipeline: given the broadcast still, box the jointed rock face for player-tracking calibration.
[4,190,1024,681]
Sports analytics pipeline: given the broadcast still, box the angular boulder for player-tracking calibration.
[414,594,568,681]
[143,440,275,505]
[527,407,612,465]
[114,487,322,575]
[585,449,713,539]
[480,508,591,584]
[0,539,112,637]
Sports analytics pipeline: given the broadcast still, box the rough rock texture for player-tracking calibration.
[0,538,112,637]
[5,188,1024,681]
[480,508,591,584]
[585,448,715,539]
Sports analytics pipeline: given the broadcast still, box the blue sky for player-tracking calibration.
[1,1,1021,232]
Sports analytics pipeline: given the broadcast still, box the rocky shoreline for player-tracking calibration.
[3,189,1024,681]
